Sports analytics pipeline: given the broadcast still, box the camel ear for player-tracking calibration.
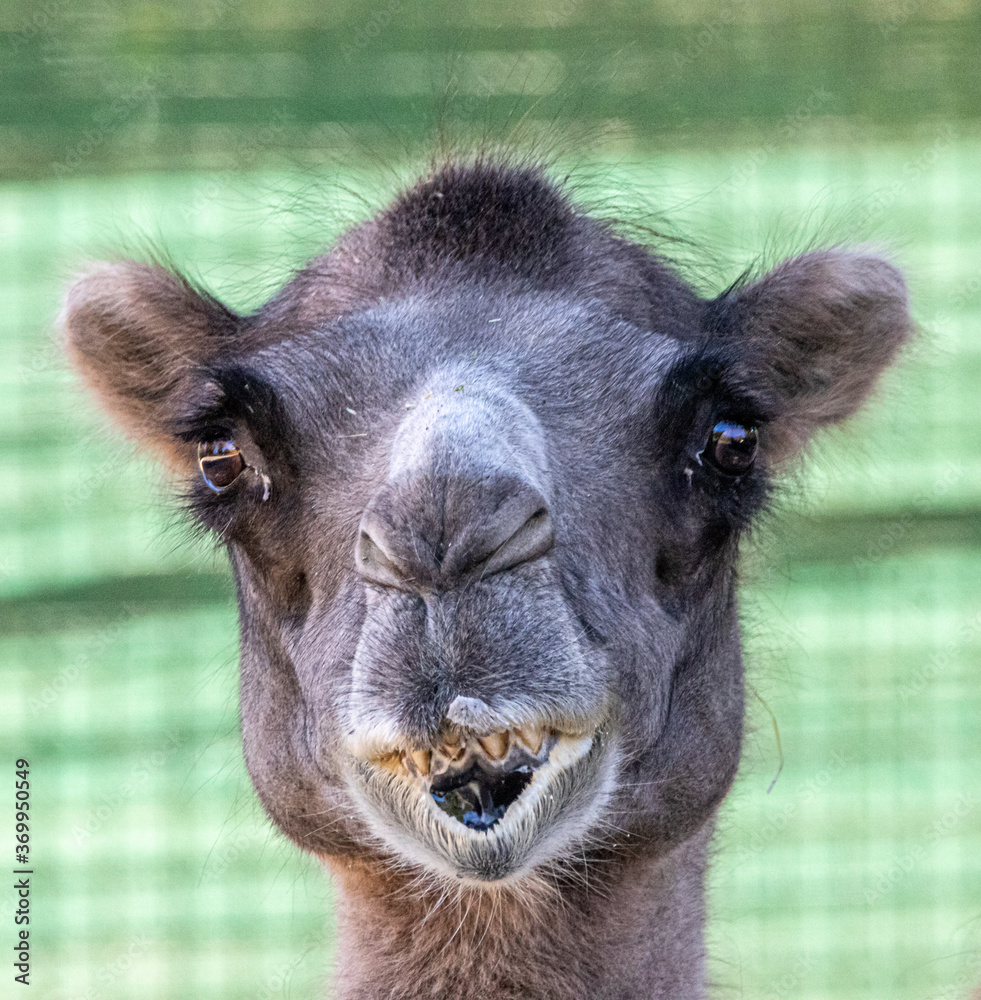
[720,249,914,461]
[60,261,240,470]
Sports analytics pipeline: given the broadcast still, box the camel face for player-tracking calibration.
[62,162,913,899]
[206,287,716,886]
[256,294,698,885]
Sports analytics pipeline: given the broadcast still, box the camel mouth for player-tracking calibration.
[349,721,611,883]
[429,759,536,831]
[414,725,562,831]
[363,723,599,835]
[368,723,556,779]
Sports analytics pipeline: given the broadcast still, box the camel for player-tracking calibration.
[61,159,913,999]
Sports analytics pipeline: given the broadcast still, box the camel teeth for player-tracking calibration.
[409,749,431,777]
[374,751,403,774]
[439,728,468,762]
[513,726,543,755]
[478,731,509,761]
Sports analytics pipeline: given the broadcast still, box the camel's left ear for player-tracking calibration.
[717,249,915,461]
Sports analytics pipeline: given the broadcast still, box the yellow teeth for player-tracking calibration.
[441,728,467,762]
[478,731,509,760]
[375,751,403,774]
[513,726,543,755]
[368,723,561,777]
[409,749,431,777]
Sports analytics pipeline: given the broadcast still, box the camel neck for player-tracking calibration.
[325,829,710,1000]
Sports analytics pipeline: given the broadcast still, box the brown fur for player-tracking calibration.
[61,261,240,471]
[326,827,710,1000]
[717,249,914,460]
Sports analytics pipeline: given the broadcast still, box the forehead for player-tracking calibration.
[250,287,688,422]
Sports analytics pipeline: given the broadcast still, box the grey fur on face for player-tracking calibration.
[61,159,913,999]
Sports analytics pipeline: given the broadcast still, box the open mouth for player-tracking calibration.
[369,724,567,833]
[349,719,610,882]
[430,760,535,831]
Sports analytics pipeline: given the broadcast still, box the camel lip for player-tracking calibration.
[344,726,613,886]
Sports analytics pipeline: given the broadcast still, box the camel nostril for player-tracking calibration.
[355,476,553,592]
[480,504,554,577]
[355,522,412,590]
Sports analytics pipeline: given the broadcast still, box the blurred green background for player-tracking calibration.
[2,2,980,998]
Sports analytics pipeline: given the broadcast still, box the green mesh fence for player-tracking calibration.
[2,4,980,998]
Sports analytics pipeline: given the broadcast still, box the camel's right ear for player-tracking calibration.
[60,262,241,470]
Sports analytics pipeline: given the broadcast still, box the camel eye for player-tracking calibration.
[198,440,246,491]
[705,420,758,475]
